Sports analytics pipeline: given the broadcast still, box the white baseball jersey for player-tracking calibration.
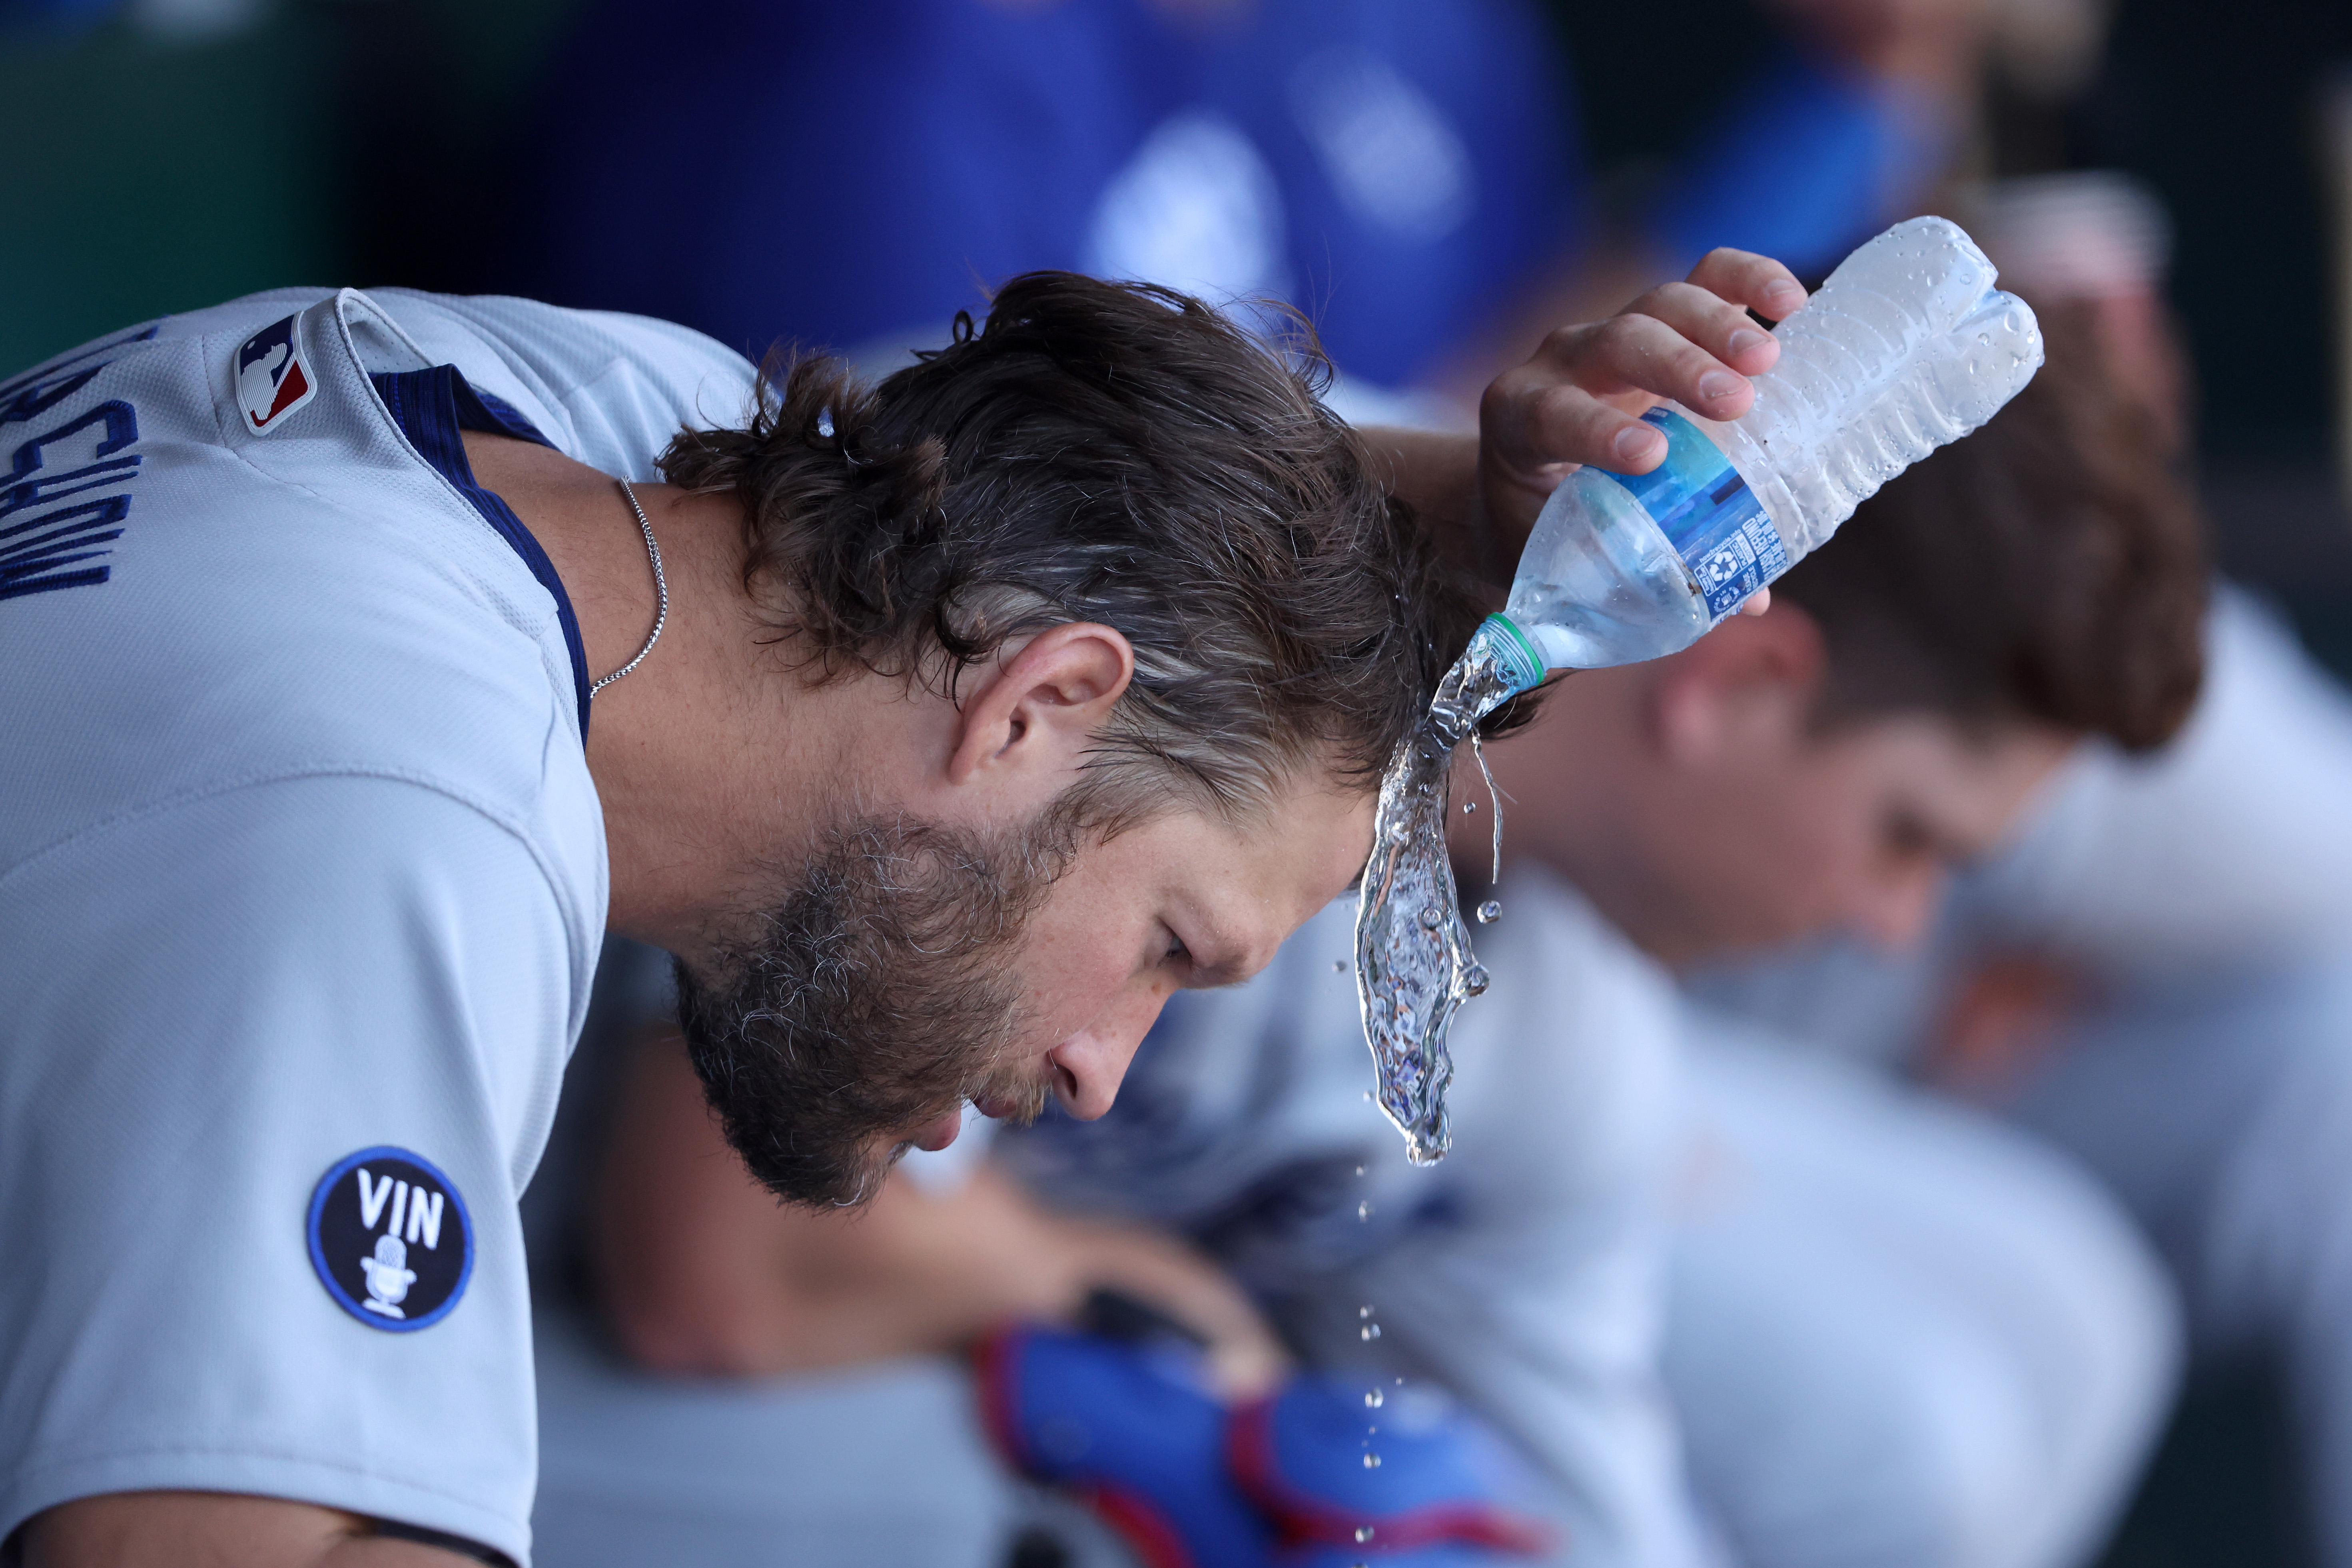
[0,288,754,1563]
[998,869,1716,1568]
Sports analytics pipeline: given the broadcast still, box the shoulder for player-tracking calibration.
[2,290,604,888]
[359,290,760,475]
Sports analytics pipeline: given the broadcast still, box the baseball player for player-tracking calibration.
[0,251,1805,1566]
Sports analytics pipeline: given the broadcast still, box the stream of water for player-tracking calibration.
[1350,631,1527,1163]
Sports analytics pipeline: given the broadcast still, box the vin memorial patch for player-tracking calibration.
[308,1147,473,1331]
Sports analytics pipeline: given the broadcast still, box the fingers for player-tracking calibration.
[1475,248,1809,531]
[1686,247,1808,325]
[1620,278,1786,383]
[1480,352,1668,481]
[1499,303,1762,471]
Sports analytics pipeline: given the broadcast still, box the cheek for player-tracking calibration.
[1010,915,1151,1050]
[1718,780,1878,917]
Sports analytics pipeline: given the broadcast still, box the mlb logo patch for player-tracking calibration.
[234,314,317,433]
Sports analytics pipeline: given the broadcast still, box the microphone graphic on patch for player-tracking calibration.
[360,1233,416,1318]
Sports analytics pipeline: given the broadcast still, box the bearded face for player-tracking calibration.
[673,810,1071,1208]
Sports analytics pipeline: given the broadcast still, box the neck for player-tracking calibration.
[459,433,834,952]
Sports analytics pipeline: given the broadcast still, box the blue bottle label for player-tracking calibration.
[1598,407,1789,620]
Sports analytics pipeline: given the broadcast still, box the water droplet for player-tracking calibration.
[1357,1527,1377,1543]
[1464,964,1490,996]
[1333,959,1347,974]
[1354,1164,1366,1177]
[1417,904,1444,930]
[1363,1453,1382,1469]
[1461,800,1478,814]
[1357,1200,1374,1220]
[1359,1304,1374,1318]
[1365,1388,1385,1408]
[1361,1323,1382,1341]
[1475,900,1502,924]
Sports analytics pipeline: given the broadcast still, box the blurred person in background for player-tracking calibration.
[1688,170,2352,1568]
[495,0,1984,421]
[525,309,2203,1568]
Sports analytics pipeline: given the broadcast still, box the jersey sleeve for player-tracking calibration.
[0,773,583,1564]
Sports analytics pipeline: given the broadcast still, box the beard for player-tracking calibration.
[673,809,1075,1208]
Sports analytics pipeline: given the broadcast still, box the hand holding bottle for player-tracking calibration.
[1366,246,1807,601]
[1476,246,1811,551]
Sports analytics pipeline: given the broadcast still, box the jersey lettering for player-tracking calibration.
[1,396,141,604]
[357,1166,395,1229]
[404,1188,445,1250]
[355,1167,444,1249]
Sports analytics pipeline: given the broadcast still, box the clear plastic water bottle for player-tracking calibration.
[1466,216,2044,692]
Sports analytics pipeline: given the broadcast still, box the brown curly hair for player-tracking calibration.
[658,271,1493,829]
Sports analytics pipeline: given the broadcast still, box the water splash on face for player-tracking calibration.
[1351,631,1526,1162]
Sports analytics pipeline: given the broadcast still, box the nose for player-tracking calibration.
[1045,989,1173,1120]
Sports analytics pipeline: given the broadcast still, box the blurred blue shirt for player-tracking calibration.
[512,0,1581,388]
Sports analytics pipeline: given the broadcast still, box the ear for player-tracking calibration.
[1649,602,1828,765]
[944,622,1137,788]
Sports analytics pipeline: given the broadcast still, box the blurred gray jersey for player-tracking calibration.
[0,288,753,1563]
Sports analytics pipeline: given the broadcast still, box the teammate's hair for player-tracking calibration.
[660,272,1494,828]
[1771,297,2207,752]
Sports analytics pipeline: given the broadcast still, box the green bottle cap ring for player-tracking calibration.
[1478,614,1547,696]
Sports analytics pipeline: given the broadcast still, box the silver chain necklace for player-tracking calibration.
[590,478,668,697]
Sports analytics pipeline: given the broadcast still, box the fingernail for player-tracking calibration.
[1726,327,1768,357]
[1613,425,1661,465]
[1699,370,1745,404]
[1764,280,1805,312]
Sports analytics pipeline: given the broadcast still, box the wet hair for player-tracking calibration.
[1772,297,2207,752]
[659,271,1494,830]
